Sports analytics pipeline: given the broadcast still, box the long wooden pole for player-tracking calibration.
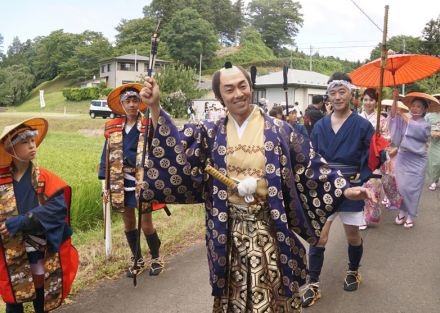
[376,5,389,133]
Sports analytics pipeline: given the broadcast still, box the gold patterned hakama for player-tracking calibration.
[213,203,301,313]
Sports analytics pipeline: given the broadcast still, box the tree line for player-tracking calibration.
[0,1,438,106]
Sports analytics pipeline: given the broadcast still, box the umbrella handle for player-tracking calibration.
[376,5,389,133]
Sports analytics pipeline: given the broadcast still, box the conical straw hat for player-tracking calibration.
[107,83,147,115]
[0,117,48,168]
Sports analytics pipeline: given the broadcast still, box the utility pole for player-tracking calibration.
[309,45,313,71]
[134,49,137,73]
[199,52,202,86]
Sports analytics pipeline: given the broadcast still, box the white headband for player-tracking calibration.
[5,129,39,148]
[327,80,354,92]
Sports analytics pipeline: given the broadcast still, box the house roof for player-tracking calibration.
[99,54,170,64]
[256,69,329,88]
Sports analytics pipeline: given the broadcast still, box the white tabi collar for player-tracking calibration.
[228,105,257,139]
[124,123,134,134]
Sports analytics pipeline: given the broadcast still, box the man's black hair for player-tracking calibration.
[212,65,252,105]
[412,97,429,109]
[312,95,323,105]
[327,72,352,84]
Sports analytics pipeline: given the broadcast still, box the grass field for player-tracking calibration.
[0,112,204,310]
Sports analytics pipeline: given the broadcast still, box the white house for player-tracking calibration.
[99,54,170,88]
[255,69,329,112]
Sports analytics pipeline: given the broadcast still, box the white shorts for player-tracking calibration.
[327,211,364,226]
[30,259,45,275]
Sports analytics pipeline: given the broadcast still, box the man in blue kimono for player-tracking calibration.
[139,65,373,313]
[302,73,375,307]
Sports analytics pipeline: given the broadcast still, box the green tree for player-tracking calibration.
[32,30,80,84]
[2,38,36,69]
[211,0,243,44]
[163,8,218,67]
[60,31,113,81]
[216,26,274,66]
[247,0,303,51]
[0,33,4,58]
[421,16,440,56]
[0,65,34,105]
[7,36,24,55]
[144,0,243,45]
[153,63,205,117]
[230,0,246,43]
[369,35,422,60]
[114,17,169,58]
[144,0,213,26]
[144,0,185,25]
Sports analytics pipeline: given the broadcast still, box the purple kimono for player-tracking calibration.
[389,113,430,216]
[142,109,348,297]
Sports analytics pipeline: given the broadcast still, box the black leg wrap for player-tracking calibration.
[308,246,325,283]
[145,231,161,259]
[32,288,46,313]
[6,303,24,313]
[348,242,363,271]
[125,229,141,259]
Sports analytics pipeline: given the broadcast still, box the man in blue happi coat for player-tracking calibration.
[302,72,375,307]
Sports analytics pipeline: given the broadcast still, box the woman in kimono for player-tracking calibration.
[0,118,78,313]
[426,110,440,191]
[358,90,404,228]
[390,91,432,228]
[98,84,164,277]
[138,65,373,313]
[303,73,375,308]
[358,88,385,229]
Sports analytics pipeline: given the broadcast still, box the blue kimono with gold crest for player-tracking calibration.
[311,112,374,212]
[142,108,349,298]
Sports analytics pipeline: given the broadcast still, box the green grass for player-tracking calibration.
[0,113,205,310]
[37,132,104,230]
[14,91,91,114]
[27,76,78,98]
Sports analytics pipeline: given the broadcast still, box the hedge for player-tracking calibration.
[62,87,101,101]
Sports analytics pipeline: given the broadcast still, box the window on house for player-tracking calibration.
[107,64,111,72]
[101,65,105,73]
[118,62,135,71]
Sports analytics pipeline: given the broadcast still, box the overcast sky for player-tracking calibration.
[1,0,439,62]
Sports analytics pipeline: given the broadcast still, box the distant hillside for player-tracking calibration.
[14,76,90,114]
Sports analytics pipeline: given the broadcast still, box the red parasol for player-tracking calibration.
[351,54,440,87]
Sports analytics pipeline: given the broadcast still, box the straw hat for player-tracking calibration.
[0,118,48,168]
[381,99,409,112]
[400,92,440,113]
[106,83,147,116]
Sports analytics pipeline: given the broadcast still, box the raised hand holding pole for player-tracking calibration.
[133,16,161,287]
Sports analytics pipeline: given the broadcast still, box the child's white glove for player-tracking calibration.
[237,177,258,203]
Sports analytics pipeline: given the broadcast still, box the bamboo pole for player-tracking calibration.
[376,5,389,133]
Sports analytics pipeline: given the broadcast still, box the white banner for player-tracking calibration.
[39,90,46,108]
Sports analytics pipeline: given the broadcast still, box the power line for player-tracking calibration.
[350,0,383,33]
[296,45,377,49]
[296,40,379,45]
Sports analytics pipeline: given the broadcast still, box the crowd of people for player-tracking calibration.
[0,61,438,313]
